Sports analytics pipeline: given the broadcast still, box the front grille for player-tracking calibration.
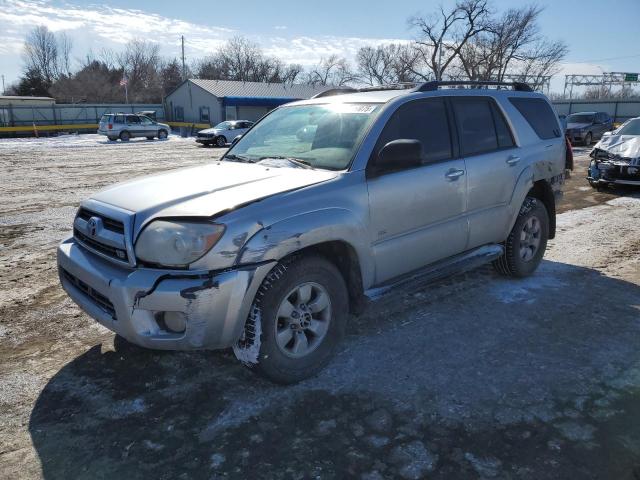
[74,228,129,262]
[77,208,125,234]
[61,268,117,320]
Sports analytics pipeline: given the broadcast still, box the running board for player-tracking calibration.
[364,244,504,301]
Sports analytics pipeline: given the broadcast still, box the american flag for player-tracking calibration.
[119,75,128,87]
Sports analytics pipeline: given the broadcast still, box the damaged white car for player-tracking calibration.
[588,117,640,188]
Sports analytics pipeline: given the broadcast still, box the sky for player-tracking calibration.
[1,0,639,94]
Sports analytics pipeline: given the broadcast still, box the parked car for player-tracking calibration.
[58,81,565,384]
[565,111,613,146]
[587,116,640,188]
[196,120,254,147]
[98,113,170,141]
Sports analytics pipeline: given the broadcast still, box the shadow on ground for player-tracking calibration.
[29,261,640,479]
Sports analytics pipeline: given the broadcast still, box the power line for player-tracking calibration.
[569,52,640,64]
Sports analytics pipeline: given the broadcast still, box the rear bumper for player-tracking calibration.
[57,237,274,350]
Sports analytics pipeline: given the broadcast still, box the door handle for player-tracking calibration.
[445,168,465,180]
[506,155,520,166]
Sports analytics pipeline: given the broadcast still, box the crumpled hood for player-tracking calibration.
[567,122,591,130]
[90,161,338,226]
[593,134,640,160]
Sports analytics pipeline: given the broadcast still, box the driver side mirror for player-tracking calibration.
[373,139,424,173]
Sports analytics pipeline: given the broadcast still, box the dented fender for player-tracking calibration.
[505,165,535,237]
[237,208,375,288]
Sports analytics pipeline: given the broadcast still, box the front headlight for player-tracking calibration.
[135,220,225,267]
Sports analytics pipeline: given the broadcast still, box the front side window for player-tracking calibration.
[127,115,140,124]
[226,103,382,171]
[139,116,153,125]
[374,98,453,164]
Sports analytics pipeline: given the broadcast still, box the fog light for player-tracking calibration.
[157,311,186,334]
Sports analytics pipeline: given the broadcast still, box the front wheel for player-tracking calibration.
[493,197,549,278]
[158,129,168,140]
[215,135,227,147]
[583,132,592,146]
[234,256,348,384]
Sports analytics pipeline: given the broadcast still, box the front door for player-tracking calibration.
[125,114,143,137]
[366,98,468,284]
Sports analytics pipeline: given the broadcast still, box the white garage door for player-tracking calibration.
[237,106,270,121]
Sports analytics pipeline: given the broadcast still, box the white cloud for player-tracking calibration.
[0,0,404,82]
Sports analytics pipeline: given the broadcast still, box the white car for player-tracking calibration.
[588,117,640,187]
[196,120,254,147]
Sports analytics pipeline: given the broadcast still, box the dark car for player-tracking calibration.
[565,111,613,146]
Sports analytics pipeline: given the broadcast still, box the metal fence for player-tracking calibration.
[552,99,640,124]
[0,103,165,128]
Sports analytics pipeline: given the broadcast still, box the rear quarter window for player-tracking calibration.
[509,97,561,140]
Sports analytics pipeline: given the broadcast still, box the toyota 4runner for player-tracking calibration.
[58,81,565,384]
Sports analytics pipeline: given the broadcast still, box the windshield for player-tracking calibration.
[567,114,594,124]
[615,119,640,136]
[224,103,381,170]
[214,122,231,129]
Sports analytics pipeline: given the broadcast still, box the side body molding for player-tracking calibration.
[237,208,375,289]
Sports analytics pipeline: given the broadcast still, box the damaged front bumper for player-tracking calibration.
[588,158,640,186]
[57,237,274,350]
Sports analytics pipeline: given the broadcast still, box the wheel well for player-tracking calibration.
[284,241,366,315]
[527,180,556,239]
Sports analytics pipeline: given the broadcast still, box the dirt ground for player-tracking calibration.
[1,134,640,479]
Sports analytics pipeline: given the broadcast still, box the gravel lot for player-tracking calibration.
[1,135,640,479]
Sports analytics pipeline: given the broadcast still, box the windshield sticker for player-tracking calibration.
[327,103,378,114]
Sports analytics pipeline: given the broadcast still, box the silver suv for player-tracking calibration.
[98,113,170,141]
[58,81,565,383]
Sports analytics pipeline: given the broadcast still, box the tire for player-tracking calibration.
[583,132,592,146]
[588,179,599,189]
[234,255,348,384]
[107,136,118,141]
[158,129,168,140]
[119,131,130,142]
[146,136,154,140]
[215,135,227,147]
[493,197,549,278]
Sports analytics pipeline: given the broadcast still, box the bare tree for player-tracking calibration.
[455,4,567,89]
[23,26,73,85]
[116,39,163,102]
[356,43,421,85]
[409,0,491,81]
[195,36,302,84]
[306,55,357,86]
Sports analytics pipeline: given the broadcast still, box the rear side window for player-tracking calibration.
[376,98,453,164]
[509,97,561,140]
[452,98,499,155]
[114,114,125,124]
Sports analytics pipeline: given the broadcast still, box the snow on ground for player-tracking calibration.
[0,133,194,150]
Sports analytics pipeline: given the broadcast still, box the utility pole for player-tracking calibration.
[181,36,186,80]
[1,75,5,95]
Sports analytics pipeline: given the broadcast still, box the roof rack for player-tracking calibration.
[415,81,533,92]
[312,87,358,98]
[312,83,419,99]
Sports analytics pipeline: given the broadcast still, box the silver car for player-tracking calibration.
[196,120,254,147]
[58,81,565,384]
[98,113,170,141]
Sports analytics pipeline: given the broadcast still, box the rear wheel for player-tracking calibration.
[107,136,118,141]
[119,131,130,142]
[583,132,592,146]
[493,197,549,278]
[215,135,227,147]
[234,256,348,384]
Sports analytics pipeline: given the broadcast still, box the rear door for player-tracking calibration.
[451,96,520,247]
[366,98,468,284]
[125,114,143,137]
